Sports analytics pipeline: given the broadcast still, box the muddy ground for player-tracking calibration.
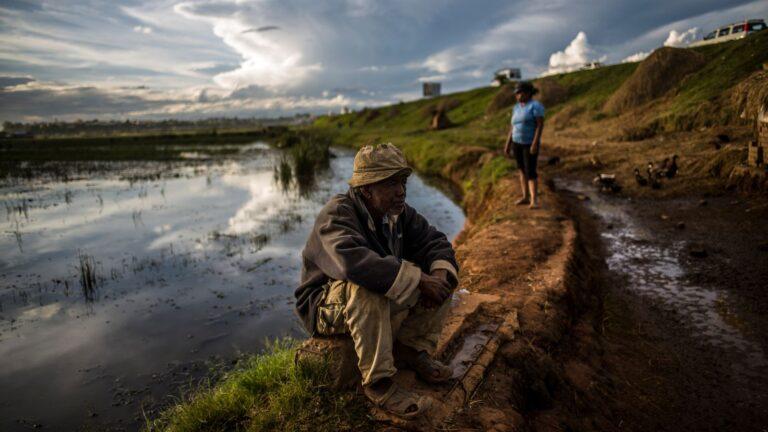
[559,183,768,432]
[438,122,768,431]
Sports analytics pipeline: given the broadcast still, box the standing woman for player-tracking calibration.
[503,81,545,209]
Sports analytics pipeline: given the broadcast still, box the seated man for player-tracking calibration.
[295,143,459,419]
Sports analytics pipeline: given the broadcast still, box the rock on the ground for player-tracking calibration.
[476,407,522,432]
[295,336,360,390]
[687,243,708,258]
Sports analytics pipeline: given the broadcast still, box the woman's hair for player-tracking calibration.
[515,81,538,96]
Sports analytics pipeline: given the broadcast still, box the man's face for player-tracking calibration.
[361,173,408,217]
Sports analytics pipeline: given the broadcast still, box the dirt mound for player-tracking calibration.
[421,98,461,117]
[359,108,381,124]
[535,78,569,107]
[430,108,452,130]
[604,47,706,114]
[729,71,768,121]
[486,84,517,114]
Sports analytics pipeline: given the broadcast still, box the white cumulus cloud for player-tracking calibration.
[545,32,605,75]
[173,1,323,91]
[663,27,699,47]
[417,74,446,83]
[622,51,650,63]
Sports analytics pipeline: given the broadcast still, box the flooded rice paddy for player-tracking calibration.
[0,143,465,431]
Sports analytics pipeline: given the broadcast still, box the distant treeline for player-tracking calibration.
[1,114,313,139]
[0,127,294,162]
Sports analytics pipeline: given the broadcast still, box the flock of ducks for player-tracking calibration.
[634,155,678,189]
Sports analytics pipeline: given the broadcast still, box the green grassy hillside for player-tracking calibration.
[313,29,767,157]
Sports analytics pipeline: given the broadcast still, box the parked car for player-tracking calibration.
[689,19,766,47]
[491,68,521,87]
[580,61,603,71]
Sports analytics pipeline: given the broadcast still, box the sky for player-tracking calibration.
[0,0,766,122]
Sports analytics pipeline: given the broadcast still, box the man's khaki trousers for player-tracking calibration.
[315,280,451,385]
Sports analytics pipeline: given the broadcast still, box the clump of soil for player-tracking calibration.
[535,78,569,107]
[486,84,517,114]
[604,47,706,114]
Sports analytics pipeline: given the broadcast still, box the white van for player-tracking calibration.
[689,19,766,47]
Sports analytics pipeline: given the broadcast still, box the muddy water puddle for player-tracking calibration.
[0,143,464,431]
[559,180,767,379]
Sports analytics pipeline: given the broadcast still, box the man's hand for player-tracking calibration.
[418,272,451,309]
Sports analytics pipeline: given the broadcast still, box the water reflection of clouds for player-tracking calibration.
[3,176,223,262]
[19,302,63,321]
[221,171,291,236]
[0,148,467,430]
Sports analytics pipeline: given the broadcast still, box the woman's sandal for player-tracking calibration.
[515,197,530,205]
[365,382,433,420]
[406,351,453,384]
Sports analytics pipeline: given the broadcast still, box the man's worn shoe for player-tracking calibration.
[405,350,453,384]
[364,382,433,420]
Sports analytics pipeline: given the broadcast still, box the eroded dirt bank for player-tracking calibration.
[552,178,768,432]
[430,143,768,431]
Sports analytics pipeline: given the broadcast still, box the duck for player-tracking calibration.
[666,155,678,179]
[634,168,648,186]
[657,158,669,178]
[647,166,662,189]
[647,162,657,178]
[593,173,621,193]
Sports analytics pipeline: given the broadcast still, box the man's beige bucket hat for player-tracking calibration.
[348,143,412,187]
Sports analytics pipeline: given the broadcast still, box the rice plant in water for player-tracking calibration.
[77,251,99,302]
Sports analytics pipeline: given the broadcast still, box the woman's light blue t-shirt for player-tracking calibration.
[511,100,545,145]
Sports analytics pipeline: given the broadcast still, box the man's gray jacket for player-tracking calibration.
[294,188,459,334]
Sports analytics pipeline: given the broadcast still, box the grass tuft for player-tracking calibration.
[146,339,372,432]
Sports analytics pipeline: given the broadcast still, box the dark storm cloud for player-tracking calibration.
[193,63,240,76]
[0,0,43,12]
[0,85,171,120]
[0,76,34,88]
[242,26,280,33]
[0,0,766,121]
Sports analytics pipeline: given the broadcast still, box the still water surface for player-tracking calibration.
[0,143,464,430]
